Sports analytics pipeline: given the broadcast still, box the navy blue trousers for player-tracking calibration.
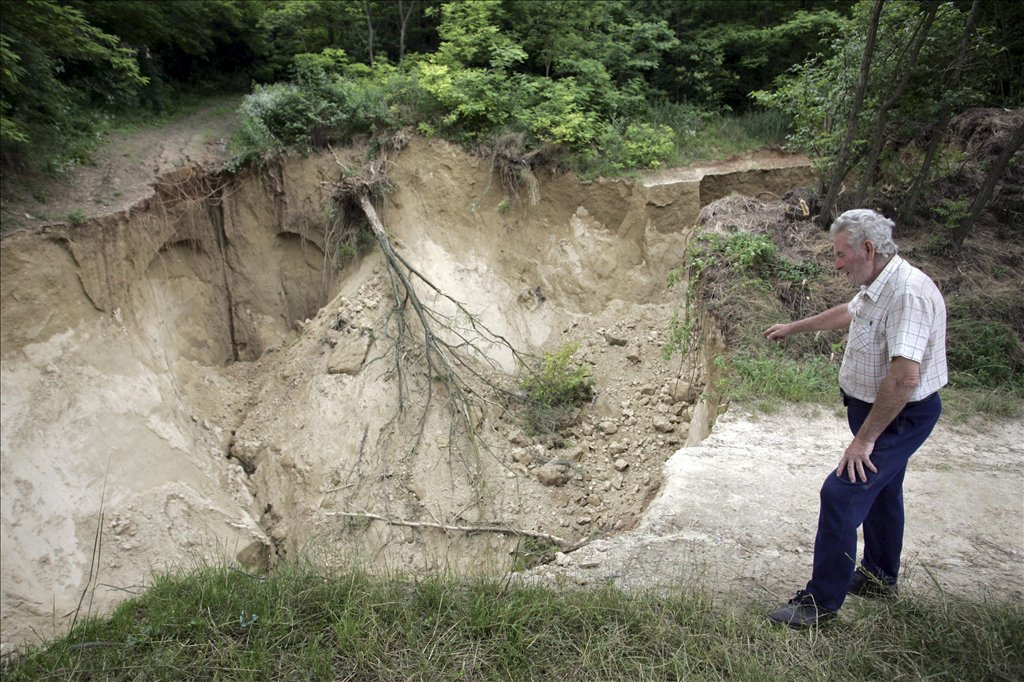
[805,392,941,611]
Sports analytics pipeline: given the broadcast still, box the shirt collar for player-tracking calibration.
[859,255,903,302]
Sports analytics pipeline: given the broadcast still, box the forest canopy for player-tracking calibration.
[2,0,1021,222]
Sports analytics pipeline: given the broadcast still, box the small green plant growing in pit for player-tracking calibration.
[511,536,561,572]
[519,343,594,433]
[662,310,696,361]
[66,209,87,225]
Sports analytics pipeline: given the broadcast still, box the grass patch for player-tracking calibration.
[3,563,1022,681]
[946,318,1024,391]
[717,350,839,409]
[935,384,1024,421]
[660,106,792,167]
[105,91,244,137]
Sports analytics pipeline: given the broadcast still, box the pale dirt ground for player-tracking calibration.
[1,107,1021,653]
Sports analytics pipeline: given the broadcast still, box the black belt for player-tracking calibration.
[840,388,937,408]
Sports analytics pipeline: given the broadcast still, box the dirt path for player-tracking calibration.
[0,95,241,232]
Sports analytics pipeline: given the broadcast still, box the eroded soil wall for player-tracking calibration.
[0,139,814,652]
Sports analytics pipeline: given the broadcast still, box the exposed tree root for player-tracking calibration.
[324,138,538,530]
[489,133,560,206]
[327,511,585,552]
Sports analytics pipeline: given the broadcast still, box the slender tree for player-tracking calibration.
[853,0,938,205]
[817,0,884,227]
[902,0,981,221]
[395,0,416,61]
[363,0,375,66]
[950,120,1024,247]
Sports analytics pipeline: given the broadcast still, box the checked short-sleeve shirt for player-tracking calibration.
[840,255,948,403]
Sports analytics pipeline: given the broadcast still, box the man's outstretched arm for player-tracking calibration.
[764,303,852,341]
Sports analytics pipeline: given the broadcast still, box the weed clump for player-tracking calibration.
[518,343,594,434]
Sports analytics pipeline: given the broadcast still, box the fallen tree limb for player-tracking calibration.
[327,510,584,551]
[326,145,531,472]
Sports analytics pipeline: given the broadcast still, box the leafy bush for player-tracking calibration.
[607,122,675,170]
[518,343,594,433]
[229,52,403,167]
[519,76,602,151]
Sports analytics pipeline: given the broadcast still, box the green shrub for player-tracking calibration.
[520,76,602,151]
[697,231,821,284]
[518,343,594,433]
[615,122,675,170]
[722,231,778,271]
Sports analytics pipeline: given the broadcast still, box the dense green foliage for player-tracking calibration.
[4,0,1018,180]
[755,2,994,157]
[1,0,146,170]
[5,563,1022,680]
[753,0,1023,229]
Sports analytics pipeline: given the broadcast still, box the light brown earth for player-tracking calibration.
[1,112,1021,654]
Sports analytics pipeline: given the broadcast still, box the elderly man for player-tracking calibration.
[763,208,948,628]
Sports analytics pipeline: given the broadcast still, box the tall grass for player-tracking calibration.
[4,563,1021,681]
[719,350,839,408]
[647,101,793,167]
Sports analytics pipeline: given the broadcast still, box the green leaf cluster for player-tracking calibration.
[752,1,1002,184]
[1,0,145,168]
[517,343,594,434]
[519,343,594,410]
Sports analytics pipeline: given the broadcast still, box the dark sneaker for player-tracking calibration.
[848,568,898,599]
[767,590,836,629]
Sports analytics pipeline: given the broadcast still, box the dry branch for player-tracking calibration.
[328,510,583,551]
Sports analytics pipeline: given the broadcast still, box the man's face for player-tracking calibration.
[832,230,875,287]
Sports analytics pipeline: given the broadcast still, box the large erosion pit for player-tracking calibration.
[2,139,819,650]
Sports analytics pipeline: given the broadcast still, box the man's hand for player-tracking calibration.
[763,323,793,342]
[839,357,920,483]
[763,304,852,343]
[837,436,877,482]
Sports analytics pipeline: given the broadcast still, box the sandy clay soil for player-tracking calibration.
[1,107,1021,652]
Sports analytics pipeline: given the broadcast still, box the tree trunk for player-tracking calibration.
[364,0,375,67]
[950,120,1024,248]
[902,0,980,221]
[853,1,938,205]
[817,0,885,228]
[396,0,415,62]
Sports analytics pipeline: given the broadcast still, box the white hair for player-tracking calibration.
[829,209,898,258]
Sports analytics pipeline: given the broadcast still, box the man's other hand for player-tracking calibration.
[837,437,878,482]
